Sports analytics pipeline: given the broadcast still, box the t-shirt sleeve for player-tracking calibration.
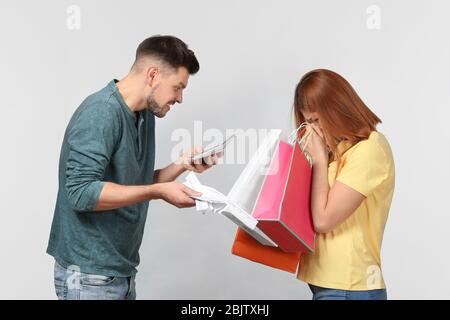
[335,140,389,197]
[65,103,120,212]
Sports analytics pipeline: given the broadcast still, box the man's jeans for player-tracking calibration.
[309,284,387,300]
[53,260,136,300]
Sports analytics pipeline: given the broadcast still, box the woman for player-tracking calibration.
[293,69,395,300]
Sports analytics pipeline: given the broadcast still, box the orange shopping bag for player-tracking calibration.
[231,228,301,273]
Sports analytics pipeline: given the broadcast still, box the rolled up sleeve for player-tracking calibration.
[65,104,120,212]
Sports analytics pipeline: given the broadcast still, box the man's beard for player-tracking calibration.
[146,94,168,118]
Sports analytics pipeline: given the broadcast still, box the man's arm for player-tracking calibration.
[64,107,205,213]
[94,181,201,211]
[153,163,186,184]
[93,182,161,211]
[95,147,221,211]
[153,147,219,184]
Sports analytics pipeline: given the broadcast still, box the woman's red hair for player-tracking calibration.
[294,69,381,161]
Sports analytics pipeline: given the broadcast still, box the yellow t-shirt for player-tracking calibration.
[297,131,395,290]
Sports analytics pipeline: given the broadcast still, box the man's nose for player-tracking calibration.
[176,91,183,104]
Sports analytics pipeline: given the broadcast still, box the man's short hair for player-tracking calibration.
[133,35,199,74]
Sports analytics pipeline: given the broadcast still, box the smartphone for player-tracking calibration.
[190,134,236,163]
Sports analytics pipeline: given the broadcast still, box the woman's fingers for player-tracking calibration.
[310,123,325,139]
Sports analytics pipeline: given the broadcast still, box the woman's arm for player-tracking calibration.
[305,124,366,233]
[310,160,365,233]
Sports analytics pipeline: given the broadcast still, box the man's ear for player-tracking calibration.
[145,66,159,87]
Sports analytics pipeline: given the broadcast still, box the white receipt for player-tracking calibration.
[183,172,228,213]
[182,172,275,246]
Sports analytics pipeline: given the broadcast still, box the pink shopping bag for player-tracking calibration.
[252,140,315,253]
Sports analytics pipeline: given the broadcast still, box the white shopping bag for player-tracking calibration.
[184,129,283,247]
[221,129,282,246]
[226,129,282,213]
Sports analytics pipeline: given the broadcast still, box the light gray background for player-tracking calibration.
[1,0,449,299]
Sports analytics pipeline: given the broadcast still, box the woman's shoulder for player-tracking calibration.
[344,131,394,166]
[363,131,393,157]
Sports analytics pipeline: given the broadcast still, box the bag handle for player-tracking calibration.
[288,122,313,165]
[288,122,309,144]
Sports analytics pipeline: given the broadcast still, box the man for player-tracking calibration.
[47,35,216,300]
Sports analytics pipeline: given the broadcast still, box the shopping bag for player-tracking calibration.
[184,124,314,271]
[230,124,314,272]
[221,125,314,247]
[231,227,301,273]
[252,138,315,253]
[220,129,283,246]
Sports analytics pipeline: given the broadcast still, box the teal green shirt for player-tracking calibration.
[47,80,155,277]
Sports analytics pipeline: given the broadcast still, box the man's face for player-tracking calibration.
[146,66,189,118]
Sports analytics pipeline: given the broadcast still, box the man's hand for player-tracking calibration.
[157,181,202,208]
[175,146,221,174]
[153,147,221,184]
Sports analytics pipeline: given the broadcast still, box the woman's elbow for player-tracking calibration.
[313,218,333,234]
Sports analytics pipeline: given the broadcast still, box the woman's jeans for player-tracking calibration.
[53,260,136,300]
[309,284,387,300]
